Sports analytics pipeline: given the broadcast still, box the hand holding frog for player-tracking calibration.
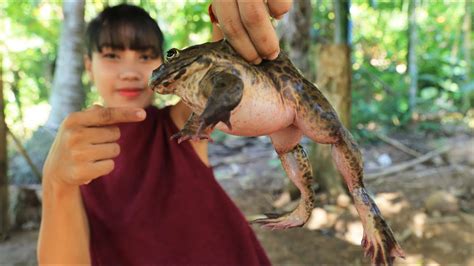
[210,0,292,64]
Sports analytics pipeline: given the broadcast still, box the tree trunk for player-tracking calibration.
[464,0,472,79]
[277,0,313,78]
[44,0,86,130]
[462,0,474,112]
[0,53,9,240]
[462,0,472,111]
[407,0,418,113]
[9,0,85,185]
[310,0,352,203]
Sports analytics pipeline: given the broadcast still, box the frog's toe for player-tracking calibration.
[171,131,212,143]
[250,212,306,229]
[362,217,405,265]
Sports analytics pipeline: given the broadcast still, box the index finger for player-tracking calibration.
[79,107,146,127]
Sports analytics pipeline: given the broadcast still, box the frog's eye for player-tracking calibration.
[166,48,180,61]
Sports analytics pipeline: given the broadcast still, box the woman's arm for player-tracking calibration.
[37,181,91,264]
[37,106,146,264]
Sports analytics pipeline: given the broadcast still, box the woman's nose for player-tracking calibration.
[119,68,141,81]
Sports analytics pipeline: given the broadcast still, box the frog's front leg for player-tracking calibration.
[195,70,244,135]
[251,127,314,229]
[171,112,213,143]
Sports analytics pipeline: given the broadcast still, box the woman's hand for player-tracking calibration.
[211,0,293,64]
[42,105,146,189]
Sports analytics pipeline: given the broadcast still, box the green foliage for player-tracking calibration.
[1,0,471,144]
[2,1,211,140]
[347,0,471,139]
[2,0,61,136]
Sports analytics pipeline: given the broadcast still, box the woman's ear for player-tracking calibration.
[84,54,94,82]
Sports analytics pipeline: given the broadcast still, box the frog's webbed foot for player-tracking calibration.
[250,204,311,229]
[171,112,213,143]
[198,70,244,133]
[353,187,405,265]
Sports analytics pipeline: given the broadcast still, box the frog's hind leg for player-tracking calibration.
[251,126,314,229]
[296,108,404,265]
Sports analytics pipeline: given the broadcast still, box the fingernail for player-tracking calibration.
[251,58,262,65]
[266,51,279,60]
[136,110,146,119]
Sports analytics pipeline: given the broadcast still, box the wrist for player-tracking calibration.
[42,176,80,201]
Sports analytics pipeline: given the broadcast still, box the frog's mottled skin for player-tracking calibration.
[149,40,405,265]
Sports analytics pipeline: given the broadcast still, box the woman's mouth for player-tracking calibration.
[118,88,142,98]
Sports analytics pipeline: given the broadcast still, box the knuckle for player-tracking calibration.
[66,133,80,149]
[241,8,267,28]
[67,128,85,146]
[99,108,114,123]
[71,150,86,162]
[63,112,79,128]
[222,18,244,38]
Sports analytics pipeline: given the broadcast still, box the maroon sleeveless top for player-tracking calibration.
[80,106,270,265]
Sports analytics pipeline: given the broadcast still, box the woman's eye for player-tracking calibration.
[103,53,118,59]
[140,55,151,61]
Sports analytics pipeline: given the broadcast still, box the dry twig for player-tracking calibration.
[7,127,42,181]
[365,145,451,180]
[375,132,423,157]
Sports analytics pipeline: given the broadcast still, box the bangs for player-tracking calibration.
[86,5,164,58]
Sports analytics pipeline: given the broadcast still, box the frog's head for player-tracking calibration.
[149,40,238,94]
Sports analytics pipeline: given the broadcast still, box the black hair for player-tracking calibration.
[85,4,165,59]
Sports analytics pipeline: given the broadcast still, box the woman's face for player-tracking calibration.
[85,47,162,108]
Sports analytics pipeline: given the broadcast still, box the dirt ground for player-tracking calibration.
[1,132,473,265]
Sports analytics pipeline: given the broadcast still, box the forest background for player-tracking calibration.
[0,0,473,265]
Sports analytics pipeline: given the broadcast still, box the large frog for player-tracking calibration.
[149,40,405,265]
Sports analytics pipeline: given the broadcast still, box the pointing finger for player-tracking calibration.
[79,107,146,127]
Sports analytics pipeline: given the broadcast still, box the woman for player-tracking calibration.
[38,3,291,264]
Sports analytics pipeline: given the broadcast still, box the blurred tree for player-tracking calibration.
[45,0,86,130]
[408,0,418,113]
[310,0,352,203]
[9,0,85,184]
[277,0,313,78]
[0,53,9,240]
[462,0,472,111]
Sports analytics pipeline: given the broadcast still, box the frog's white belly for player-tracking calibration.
[215,82,295,137]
